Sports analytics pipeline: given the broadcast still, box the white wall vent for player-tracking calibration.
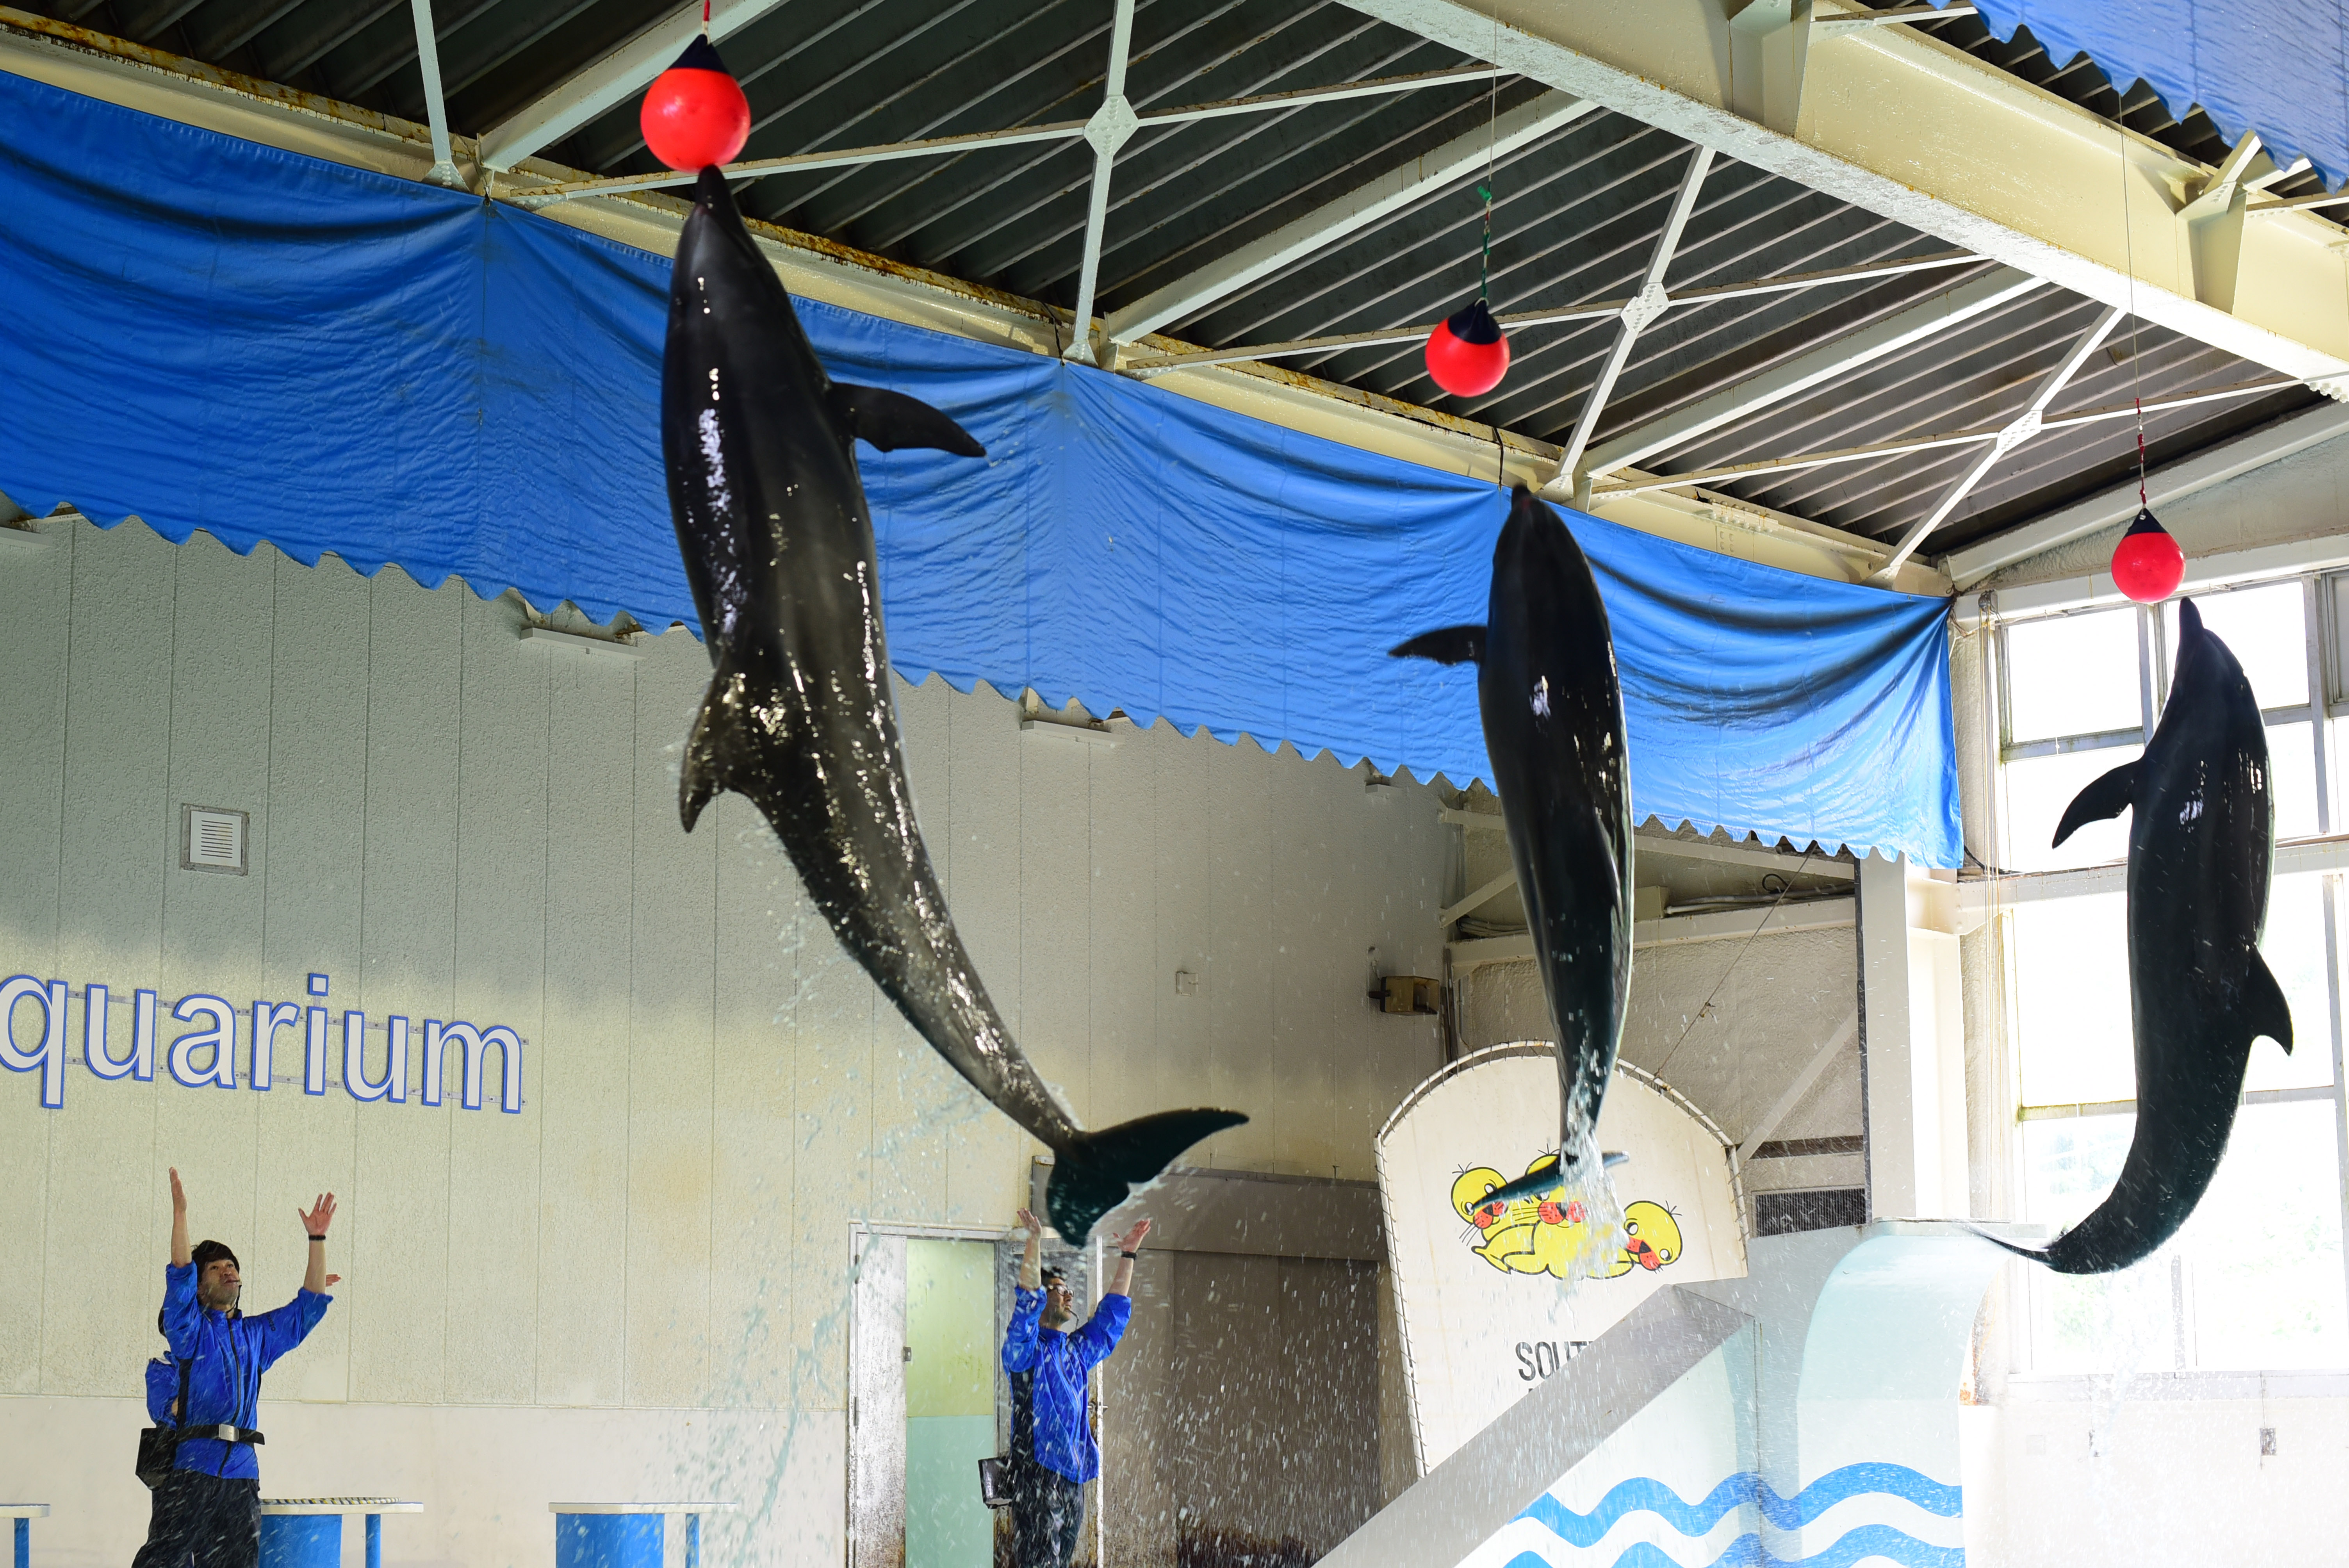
[181,806,248,875]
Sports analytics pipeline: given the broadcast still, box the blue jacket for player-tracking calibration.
[157,1262,332,1479]
[1002,1287,1128,1482]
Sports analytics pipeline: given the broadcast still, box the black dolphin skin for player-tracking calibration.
[1393,485,1633,1205]
[1983,598,2291,1275]
[662,169,1244,1242]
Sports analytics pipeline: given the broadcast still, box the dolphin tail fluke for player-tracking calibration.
[1045,1108,1249,1243]
[1957,1222,2063,1267]
[1390,625,1488,665]
[2051,758,2141,847]
[2247,950,2295,1053]
[680,661,756,834]
[831,383,986,457]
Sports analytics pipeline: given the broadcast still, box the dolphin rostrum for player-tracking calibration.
[1980,598,2291,1274]
[662,168,1244,1242]
[1393,485,1633,1207]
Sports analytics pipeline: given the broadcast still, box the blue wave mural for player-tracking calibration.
[1502,1523,1962,1568]
[1516,1463,1961,1545]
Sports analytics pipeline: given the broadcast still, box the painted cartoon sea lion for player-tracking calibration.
[661,167,1244,1243]
[1395,485,1633,1207]
[1978,599,2290,1274]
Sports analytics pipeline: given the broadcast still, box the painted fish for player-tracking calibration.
[1978,598,2291,1274]
[663,169,1244,1242]
[1393,485,1633,1205]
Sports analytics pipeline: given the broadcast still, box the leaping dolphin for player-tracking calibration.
[1393,485,1633,1206]
[1980,598,2291,1274]
[661,168,1244,1242]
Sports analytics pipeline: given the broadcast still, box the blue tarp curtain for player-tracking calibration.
[1968,0,2349,191]
[0,67,1961,865]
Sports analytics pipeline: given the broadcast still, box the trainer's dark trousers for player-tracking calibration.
[1007,1462,1085,1568]
[132,1470,260,1568]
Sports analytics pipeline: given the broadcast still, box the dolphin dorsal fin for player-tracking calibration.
[831,383,986,457]
[2050,758,2141,847]
[2245,950,2295,1054]
[1390,625,1488,666]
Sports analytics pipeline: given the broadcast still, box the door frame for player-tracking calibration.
[846,1222,1018,1568]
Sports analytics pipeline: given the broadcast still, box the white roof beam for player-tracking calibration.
[1942,401,2349,589]
[1117,248,1976,374]
[1577,266,2046,479]
[1064,0,1137,365]
[1594,376,2298,499]
[508,68,1518,208]
[407,0,459,186]
[1339,0,2349,396]
[477,0,790,172]
[1100,89,1597,347]
[1871,305,2123,580]
[1559,147,1712,481]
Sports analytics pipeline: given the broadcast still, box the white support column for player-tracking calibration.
[407,0,460,187]
[1856,852,1966,1220]
[1066,0,1138,364]
[1558,146,1713,481]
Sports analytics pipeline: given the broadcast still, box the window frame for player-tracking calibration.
[1989,572,2349,1376]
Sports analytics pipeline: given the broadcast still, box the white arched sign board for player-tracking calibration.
[1376,1043,1748,1472]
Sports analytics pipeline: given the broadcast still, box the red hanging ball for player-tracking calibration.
[642,36,750,173]
[1426,299,1510,397]
[2110,506,2185,603]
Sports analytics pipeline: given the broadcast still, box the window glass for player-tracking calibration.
[2000,746,2140,873]
[2177,1100,2349,1370]
[2247,873,2333,1092]
[2010,895,2135,1106]
[2169,583,2308,709]
[2269,722,2321,840]
[2004,609,2142,743]
[2019,1115,2176,1373]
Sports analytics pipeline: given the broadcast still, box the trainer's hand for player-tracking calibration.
[169,1167,187,1215]
[1015,1207,1043,1235]
[298,1193,338,1237]
[323,1274,341,1289]
[1117,1218,1152,1253]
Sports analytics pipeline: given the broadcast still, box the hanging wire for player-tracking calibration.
[702,0,711,31]
[2120,122,2147,505]
[1480,2,1499,304]
[1653,848,1816,1084]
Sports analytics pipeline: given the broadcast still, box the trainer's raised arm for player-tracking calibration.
[168,1166,190,1268]
[299,1193,337,1294]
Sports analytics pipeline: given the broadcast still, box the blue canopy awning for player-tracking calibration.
[1969,0,2349,191]
[0,66,1960,865]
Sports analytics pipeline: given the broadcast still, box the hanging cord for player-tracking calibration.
[701,0,710,31]
[1654,849,1815,1084]
[2119,123,2147,505]
[1480,0,1498,304]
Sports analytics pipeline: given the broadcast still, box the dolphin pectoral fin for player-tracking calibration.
[1043,1107,1248,1243]
[831,383,987,458]
[2051,759,2142,847]
[1390,625,1488,665]
[2246,950,2295,1053]
[680,664,755,835]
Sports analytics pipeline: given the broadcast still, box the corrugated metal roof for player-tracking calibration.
[9,0,2324,567]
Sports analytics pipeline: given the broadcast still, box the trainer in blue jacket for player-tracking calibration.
[1000,1207,1150,1568]
[134,1167,338,1568]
